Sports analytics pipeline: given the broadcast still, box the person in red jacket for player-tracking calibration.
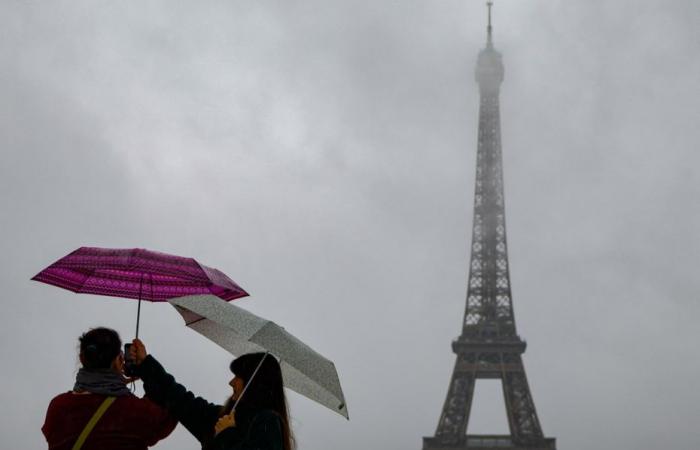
[42,327,176,450]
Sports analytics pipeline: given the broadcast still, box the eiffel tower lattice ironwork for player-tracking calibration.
[423,4,555,450]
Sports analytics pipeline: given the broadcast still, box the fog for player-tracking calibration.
[1,1,699,449]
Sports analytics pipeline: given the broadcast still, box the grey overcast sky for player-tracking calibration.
[2,1,699,449]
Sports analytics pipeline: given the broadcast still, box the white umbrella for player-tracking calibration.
[168,294,349,419]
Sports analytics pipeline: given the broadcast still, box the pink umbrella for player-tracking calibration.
[32,246,248,336]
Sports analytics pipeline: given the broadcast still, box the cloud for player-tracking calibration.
[2,1,699,449]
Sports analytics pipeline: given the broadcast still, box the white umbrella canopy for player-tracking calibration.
[168,294,349,419]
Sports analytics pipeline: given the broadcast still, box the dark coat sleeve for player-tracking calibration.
[136,354,221,443]
[210,411,284,450]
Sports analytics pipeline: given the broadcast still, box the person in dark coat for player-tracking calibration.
[129,338,294,450]
[42,327,176,450]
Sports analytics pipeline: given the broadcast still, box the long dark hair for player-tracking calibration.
[222,353,294,450]
[78,327,122,370]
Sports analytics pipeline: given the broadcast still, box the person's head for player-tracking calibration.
[229,353,284,405]
[228,353,294,450]
[78,327,123,373]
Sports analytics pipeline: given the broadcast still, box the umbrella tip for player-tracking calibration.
[338,403,349,420]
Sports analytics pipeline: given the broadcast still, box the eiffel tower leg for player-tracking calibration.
[432,357,476,446]
[502,355,545,444]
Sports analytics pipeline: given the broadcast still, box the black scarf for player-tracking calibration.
[73,368,131,397]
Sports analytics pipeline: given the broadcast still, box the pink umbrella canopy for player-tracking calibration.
[32,247,249,337]
[32,247,249,302]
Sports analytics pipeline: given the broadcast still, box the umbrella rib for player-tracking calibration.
[185,317,207,326]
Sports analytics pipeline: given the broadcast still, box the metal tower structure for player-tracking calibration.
[423,4,555,450]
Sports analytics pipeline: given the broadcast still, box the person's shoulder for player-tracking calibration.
[117,393,169,414]
[117,393,157,407]
[54,391,134,402]
[46,391,109,412]
[248,410,283,444]
[47,391,81,406]
[253,410,283,427]
[49,391,74,400]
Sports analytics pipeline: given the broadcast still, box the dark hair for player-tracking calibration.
[225,353,294,450]
[78,327,122,370]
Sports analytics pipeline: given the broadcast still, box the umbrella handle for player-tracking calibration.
[231,352,269,412]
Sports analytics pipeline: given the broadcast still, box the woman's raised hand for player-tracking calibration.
[214,412,236,435]
[130,339,148,365]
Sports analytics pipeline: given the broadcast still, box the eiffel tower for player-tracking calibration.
[423,4,555,450]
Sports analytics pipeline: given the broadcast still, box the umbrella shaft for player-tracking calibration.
[135,274,144,339]
[135,297,141,339]
[232,352,269,412]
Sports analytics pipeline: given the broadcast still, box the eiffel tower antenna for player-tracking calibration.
[487,1,493,47]
[422,3,556,449]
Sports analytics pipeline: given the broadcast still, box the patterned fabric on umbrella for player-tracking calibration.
[32,247,248,336]
[169,294,349,419]
[32,247,248,301]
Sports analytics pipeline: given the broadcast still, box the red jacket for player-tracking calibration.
[42,391,177,450]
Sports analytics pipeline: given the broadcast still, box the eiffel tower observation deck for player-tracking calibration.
[423,3,556,450]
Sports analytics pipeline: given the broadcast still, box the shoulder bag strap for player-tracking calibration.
[71,396,117,450]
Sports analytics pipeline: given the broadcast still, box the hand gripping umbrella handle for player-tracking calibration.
[232,352,269,412]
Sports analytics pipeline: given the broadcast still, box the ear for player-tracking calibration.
[79,353,85,366]
[111,353,124,372]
